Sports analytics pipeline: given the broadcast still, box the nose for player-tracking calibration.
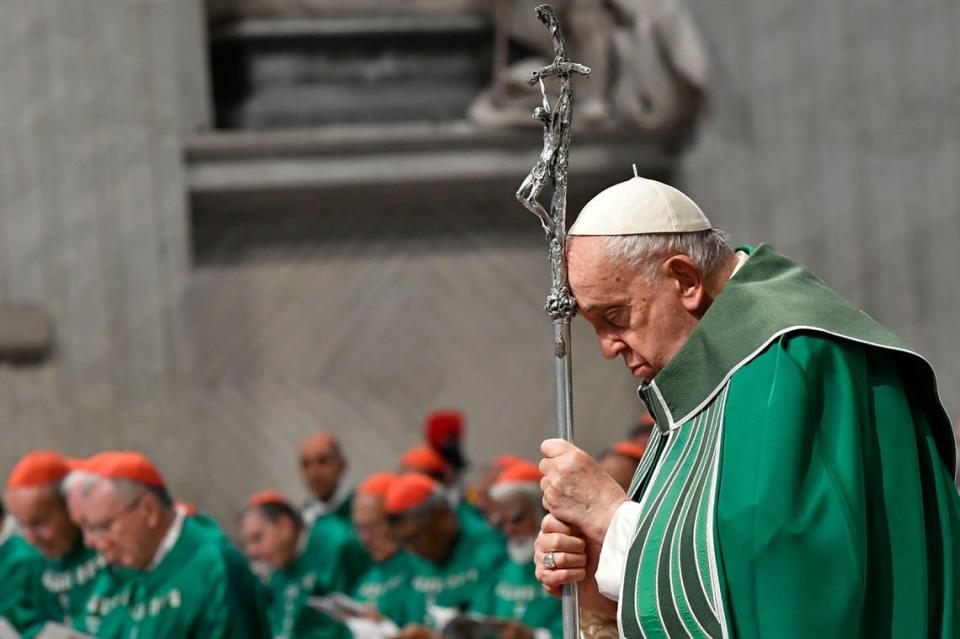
[598,333,625,360]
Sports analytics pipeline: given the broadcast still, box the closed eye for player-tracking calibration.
[604,307,630,329]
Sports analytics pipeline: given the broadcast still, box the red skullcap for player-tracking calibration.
[494,460,543,485]
[612,441,647,462]
[247,491,290,509]
[491,454,526,472]
[357,472,397,498]
[80,452,167,489]
[384,473,440,515]
[425,410,463,449]
[400,446,452,478]
[7,450,71,490]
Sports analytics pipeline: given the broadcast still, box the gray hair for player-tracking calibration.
[603,229,734,280]
[62,471,172,510]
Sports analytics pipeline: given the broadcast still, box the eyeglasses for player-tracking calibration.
[82,494,144,537]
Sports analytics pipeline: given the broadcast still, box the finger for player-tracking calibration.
[537,532,586,554]
[536,567,587,589]
[536,551,587,570]
[541,438,573,458]
[541,513,576,536]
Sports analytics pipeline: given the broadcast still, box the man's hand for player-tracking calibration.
[539,439,628,544]
[535,514,619,618]
[535,513,587,593]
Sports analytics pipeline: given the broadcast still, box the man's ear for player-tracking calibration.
[663,255,706,314]
[142,493,162,528]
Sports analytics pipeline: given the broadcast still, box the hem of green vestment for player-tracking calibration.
[639,244,954,472]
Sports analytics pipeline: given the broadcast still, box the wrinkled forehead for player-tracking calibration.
[567,236,634,306]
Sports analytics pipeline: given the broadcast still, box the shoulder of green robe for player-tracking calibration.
[644,244,954,470]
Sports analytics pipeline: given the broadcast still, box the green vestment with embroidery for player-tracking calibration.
[619,245,960,638]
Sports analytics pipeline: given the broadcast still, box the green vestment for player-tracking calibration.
[92,515,269,639]
[39,538,107,628]
[472,559,562,639]
[305,513,371,595]
[353,551,428,627]
[619,245,960,638]
[0,521,46,637]
[407,523,507,628]
[263,534,349,639]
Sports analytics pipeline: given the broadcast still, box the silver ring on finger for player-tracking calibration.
[543,551,557,569]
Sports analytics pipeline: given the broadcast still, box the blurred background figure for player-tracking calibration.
[474,460,562,639]
[385,473,506,633]
[4,451,105,629]
[351,472,427,629]
[424,410,469,486]
[65,452,268,639]
[300,432,353,526]
[467,454,528,528]
[597,441,646,492]
[0,497,46,637]
[628,412,655,449]
[240,490,349,639]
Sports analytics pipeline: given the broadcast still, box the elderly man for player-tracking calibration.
[4,451,107,629]
[350,473,427,628]
[401,446,499,546]
[65,451,269,639]
[473,461,562,639]
[300,433,371,591]
[0,498,46,636]
[300,432,352,525]
[385,473,506,632]
[240,491,349,639]
[535,176,960,637]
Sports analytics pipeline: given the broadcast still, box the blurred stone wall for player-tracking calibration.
[683,0,960,419]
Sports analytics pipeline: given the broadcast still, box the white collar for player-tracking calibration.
[0,516,17,546]
[732,250,749,275]
[303,482,350,523]
[148,509,185,570]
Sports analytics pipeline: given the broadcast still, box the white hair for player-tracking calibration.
[603,229,734,280]
[62,471,166,508]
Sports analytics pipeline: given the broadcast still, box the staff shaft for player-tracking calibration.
[552,319,580,637]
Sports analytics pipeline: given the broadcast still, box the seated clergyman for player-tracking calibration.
[384,473,507,634]
[240,491,349,639]
[64,451,269,639]
[351,473,427,628]
[4,451,107,632]
[473,460,562,639]
[0,495,46,636]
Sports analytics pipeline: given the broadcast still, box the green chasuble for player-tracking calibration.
[0,520,46,637]
[619,245,960,638]
[408,523,507,628]
[263,534,349,639]
[353,551,428,627]
[472,559,562,639]
[39,538,107,628]
[305,513,371,594]
[92,515,270,639]
[185,509,273,639]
